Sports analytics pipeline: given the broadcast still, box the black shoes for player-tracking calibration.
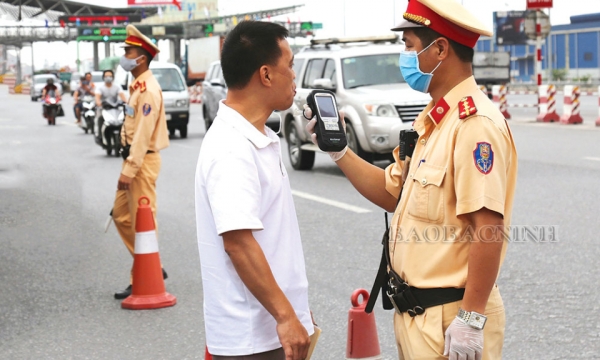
[114,269,168,300]
[114,285,132,300]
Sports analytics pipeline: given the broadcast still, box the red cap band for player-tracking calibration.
[125,35,157,58]
[404,0,480,48]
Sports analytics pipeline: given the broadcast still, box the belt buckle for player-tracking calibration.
[387,290,402,315]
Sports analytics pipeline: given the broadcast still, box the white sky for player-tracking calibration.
[13,0,600,70]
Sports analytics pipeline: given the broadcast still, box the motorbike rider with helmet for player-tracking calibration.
[41,78,60,119]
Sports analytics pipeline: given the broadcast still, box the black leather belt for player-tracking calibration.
[146,150,155,154]
[387,277,465,317]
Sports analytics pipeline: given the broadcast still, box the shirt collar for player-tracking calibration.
[217,101,277,149]
[414,76,479,133]
[130,69,152,92]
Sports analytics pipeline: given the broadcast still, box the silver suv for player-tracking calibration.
[281,35,431,170]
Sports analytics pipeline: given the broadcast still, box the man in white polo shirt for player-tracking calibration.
[195,21,313,360]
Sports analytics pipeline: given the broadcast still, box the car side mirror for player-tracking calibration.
[210,78,224,87]
[312,78,336,91]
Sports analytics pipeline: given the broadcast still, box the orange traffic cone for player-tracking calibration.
[205,345,213,360]
[346,289,381,359]
[122,196,177,310]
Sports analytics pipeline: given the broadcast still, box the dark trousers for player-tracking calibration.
[212,348,285,360]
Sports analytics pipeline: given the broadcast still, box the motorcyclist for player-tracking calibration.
[95,69,127,144]
[41,78,60,119]
[72,76,92,125]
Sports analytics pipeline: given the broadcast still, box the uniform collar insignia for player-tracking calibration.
[429,97,449,125]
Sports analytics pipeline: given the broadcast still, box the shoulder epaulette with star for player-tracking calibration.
[458,96,477,120]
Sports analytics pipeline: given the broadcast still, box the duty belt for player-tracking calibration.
[365,212,465,316]
[386,275,465,317]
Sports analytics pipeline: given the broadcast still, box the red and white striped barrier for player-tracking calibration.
[596,86,600,127]
[536,84,560,122]
[21,83,31,95]
[560,85,583,125]
[492,85,511,119]
[4,74,16,94]
[189,84,203,104]
[478,85,488,96]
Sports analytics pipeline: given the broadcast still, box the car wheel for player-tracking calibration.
[203,106,212,131]
[287,122,315,170]
[345,122,373,163]
[180,125,188,139]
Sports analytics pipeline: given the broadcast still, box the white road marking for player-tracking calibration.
[584,157,600,162]
[291,190,372,214]
[58,121,78,127]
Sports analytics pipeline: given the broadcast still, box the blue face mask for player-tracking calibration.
[399,41,442,93]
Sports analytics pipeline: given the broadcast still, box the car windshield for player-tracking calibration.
[342,54,405,89]
[92,74,103,83]
[35,77,54,84]
[153,69,186,92]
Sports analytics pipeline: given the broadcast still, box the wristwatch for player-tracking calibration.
[457,308,487,330]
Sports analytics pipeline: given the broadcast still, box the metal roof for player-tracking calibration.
[0,0,157,22]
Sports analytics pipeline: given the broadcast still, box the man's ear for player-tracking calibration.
[259,65,272,87]
[435,38,450,61]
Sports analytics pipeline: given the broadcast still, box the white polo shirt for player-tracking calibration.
[195,101,313,356]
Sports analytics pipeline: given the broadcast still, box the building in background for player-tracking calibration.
[477,13,600,83]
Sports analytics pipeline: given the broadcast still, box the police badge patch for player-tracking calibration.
[142,103,151,116]
[473,142,494,175]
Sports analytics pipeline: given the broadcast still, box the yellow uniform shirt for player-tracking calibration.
[121,69,169,178]
[385,76,518,289]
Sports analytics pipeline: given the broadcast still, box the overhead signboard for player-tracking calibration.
[527,0,553,10]
[59,15,141,26]
[76,25,183,42]
[494,11,529,45]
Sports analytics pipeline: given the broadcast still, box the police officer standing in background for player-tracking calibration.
[113,24,169,300]
[307,0,518,358]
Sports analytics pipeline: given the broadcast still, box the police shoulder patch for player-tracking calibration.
[459,96,478,120]
[142,103,152,116]
[473,142,494,175]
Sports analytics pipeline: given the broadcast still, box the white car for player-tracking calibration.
[202,60,281,132]
[280,35,431,170]
[31,74,63,101]
[69,72,81,95]
[119,62,190,138]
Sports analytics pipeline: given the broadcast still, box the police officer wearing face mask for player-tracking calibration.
[306,0,518,358]
[112,24,169,300]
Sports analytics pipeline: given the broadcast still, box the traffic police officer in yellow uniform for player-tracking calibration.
[306,0,518,358]
[113,24,170,300]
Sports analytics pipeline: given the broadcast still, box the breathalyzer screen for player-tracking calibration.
[316,96,337,118]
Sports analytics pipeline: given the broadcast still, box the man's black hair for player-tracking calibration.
[221,21,289,90]
[102,69,114,78]
[412,27,474,63]
[133,47,153,66]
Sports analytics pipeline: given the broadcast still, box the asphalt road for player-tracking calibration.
[1,88,599,359]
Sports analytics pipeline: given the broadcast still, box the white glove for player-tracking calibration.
[303,104,348,162]
[444,317,484,360]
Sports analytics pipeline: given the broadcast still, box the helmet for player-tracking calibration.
[47,78,54,85]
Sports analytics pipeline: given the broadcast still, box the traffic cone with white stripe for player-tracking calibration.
[122,196,177,310]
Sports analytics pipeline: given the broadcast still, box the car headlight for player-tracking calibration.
[176,99,188,107]
[363,104,398,117]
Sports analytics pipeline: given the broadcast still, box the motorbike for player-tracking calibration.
[98,100,125,157]
[80,94,96,134]
[43,90,61,126]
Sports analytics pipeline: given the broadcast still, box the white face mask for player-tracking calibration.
[120,55,143,72]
